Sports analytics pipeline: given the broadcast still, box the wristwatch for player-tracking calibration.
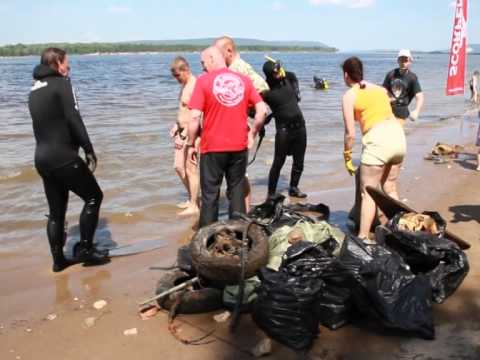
[185,143,195,148]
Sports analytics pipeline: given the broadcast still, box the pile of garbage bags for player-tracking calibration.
[251,208,469,351]
[155,197,469,353]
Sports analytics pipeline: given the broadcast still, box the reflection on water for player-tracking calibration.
[1,52,479,249]
[54,274,73,304]
[81,270,112,299]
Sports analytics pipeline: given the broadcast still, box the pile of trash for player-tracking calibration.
[424,142,463,164]
[151,196,469,353]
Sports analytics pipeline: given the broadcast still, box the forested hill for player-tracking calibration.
[0,38,337,57]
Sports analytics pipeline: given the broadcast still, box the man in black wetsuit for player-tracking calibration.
[262,59,307,198]
[28,47,109,272]
[383,49,424,125]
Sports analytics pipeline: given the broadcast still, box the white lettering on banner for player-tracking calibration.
[448,2,466,78]
[446,0,468,95]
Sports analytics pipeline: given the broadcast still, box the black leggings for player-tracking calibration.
[199,151,247,227]
[268,127,307,195]
[40,158,103,249]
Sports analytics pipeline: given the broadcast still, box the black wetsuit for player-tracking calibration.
[28,64,103,267]
[383,68,422,119]
[262,62,307,196]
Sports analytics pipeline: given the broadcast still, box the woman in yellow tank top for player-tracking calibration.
[341,57,406,242]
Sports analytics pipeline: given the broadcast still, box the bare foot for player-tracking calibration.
[176,201,190,209]
[178,205,199,216]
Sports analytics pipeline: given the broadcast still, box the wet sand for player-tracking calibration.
[1,113,480,360]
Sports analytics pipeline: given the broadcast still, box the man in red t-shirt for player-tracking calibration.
[187,46,267,227]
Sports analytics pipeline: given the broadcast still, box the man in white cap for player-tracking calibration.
[383,49,424,125]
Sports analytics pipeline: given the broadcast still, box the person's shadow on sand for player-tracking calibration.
[449,205,480,224]
[453,154,478,171]
[64,217,117,258]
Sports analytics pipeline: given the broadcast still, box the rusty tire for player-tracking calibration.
[190,219,269,285]
[155,270,223,314]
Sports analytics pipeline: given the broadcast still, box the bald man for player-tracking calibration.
[214,36,269,95]
[214,36,269,209]
[186,47,267,227]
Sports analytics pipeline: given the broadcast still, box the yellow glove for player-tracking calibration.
[343,150,356,176]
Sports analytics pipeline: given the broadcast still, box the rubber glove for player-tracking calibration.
[409,109,419,121]
[343,150,356,176]
[86,152,97,173]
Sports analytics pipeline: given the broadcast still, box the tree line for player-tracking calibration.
[0,42,338,57]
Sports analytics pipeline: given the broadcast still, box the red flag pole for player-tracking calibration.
[446,0,468,96]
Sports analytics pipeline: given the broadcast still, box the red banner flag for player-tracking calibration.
[446,0,468,96]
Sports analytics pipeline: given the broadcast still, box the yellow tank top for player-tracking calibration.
[353,85,394,134]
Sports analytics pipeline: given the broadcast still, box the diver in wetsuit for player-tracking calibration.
[262,59,307,198]
[28,47,109,272]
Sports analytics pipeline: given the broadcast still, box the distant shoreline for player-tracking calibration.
[0,42,338,57]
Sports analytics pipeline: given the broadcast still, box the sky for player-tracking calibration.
[0,0,478,51]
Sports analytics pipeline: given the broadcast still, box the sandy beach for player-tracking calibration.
[1,109,479,360]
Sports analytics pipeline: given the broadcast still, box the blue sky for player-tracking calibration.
[0,0,478,51]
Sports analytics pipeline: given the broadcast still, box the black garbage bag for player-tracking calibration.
[282,239,354,331]
[252,241,328,351]
[280,240,335,278]
[361,252,435,339]
[382,211,469,304]
[336,234,383,321]
[313,265,353,330]
[284,202,330,222]
[252,268,321,351]
[248,194,285,224]
[338,235,435,340]
[247,195,329,233]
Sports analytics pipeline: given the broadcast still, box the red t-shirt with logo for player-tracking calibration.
[188,68,262,154]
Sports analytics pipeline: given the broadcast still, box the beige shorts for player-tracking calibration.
[361,119,406,166]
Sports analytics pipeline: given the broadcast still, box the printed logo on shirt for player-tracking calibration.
[391,78,407,99]
[212,73,245,107]
[31,80,48,91]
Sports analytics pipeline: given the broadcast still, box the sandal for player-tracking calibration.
[358,236,376,246]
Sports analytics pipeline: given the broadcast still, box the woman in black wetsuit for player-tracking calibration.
[262,60,307,198]
[28,48,109,272]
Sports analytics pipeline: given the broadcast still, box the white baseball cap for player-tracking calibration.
[397,49,413,60]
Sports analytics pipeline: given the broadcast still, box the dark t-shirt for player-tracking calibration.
[383,68,422,119]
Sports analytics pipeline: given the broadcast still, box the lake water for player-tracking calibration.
[1,52,479,250]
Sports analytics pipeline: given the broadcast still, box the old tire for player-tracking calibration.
[155,270,223,314]
[190,220,269,285]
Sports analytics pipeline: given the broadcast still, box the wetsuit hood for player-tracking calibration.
[263,61,281,88]
[33,64,62,80]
